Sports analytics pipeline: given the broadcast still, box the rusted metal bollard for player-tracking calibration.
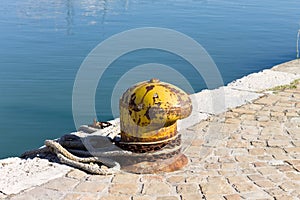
[116,78,192,173]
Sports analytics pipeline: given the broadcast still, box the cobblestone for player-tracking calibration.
[181,194,203,200]
[166,175,186,184]
[0,194,6,199]
[43,177,79,191]
[224,194,242,200]
[132,196,154,200]
[101,195,130,200]
[61,193,81,200]
[66,169,88,180]
[156,196,179,200]
[6,63,300,200]
[109,183,140,195]
[202,176,235,195]
[142,182,172,196]
[176,183,199,194]
[78,193,99,200]
[74,181,106,193]
[9,187,64,200]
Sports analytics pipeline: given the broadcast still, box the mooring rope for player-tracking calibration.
[45,140,120,175]
[20,121,182,175]
[20,121,121,175]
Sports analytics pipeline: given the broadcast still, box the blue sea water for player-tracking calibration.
[0,0,299,158]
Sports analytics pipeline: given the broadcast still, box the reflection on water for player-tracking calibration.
[78,0,130,25]
[17,0,65,19]
[17,0,129,34]
[66,0,74,34]
[80,0,108,17]
[79,0,111,26]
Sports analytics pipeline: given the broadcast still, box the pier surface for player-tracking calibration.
[1,59,300,200]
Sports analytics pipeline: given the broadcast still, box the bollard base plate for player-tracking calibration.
[120,153,188,174]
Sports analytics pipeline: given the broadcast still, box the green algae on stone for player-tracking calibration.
[267,79,299,93]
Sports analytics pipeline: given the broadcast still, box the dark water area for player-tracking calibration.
[0,0,300,158]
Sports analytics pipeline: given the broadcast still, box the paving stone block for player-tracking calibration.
[140,175,165,183]
[241,114,256,121]
[242,120,258,126]
[220,123,240,133]
[273,195,294,200]
[284,147,300,154]
[86,175,113,182]
[285,159,300,166]
[62,193,82,200]
[256,116,270,122]
[254,180,276,188]
[235,155,255,163]
[249,148,265,156]
[79,193,100,200]
[254,95,279,105]
[247,174,265,182]
[156,196,180,200]
[214,148,231,157]
[185,175,207,184]
[109,183,140,195]
[74,181,106,193]
[241,167,257,174]
[259,121,281,128]
[280,181,300,191]
[253,162,268,167]
[267,174,285,183]
[166,175,186,184]
[9,187,64,200]
[275,164,295,172]
[181,194,204,200]
[231,108,256,115]
[201,177,235,195]
[204,194,225,200]
[204,163,220,170]
[224,194,243,200]
[267,139,291,147]
[230,148,248,156]
[240,190,272,199]
[218,170,238,176]
[100,195,131,200]
[221,162,237,171]
[226,140,248,148]
[261,126,283,136]
[250,140,267,147]
[265,148,288,160]
[264,187,285,196]
[112,173,140,183]
[225,118,241,124]
[176,183,199,194]
[43,177,79,191]
[285,172,300,181]
[132,196,154,200]
[66,169,87,180]
[257,167,280,176]
[0,193,6,199]
[142,182,171,196]
[231,181,258,193]
[257,155,274,161]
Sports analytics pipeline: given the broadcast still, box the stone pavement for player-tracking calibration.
[2,60,300,200]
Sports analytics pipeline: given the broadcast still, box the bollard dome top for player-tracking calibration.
[119,78,192,142]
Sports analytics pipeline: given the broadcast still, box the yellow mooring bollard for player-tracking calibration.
[116,78,192,173]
